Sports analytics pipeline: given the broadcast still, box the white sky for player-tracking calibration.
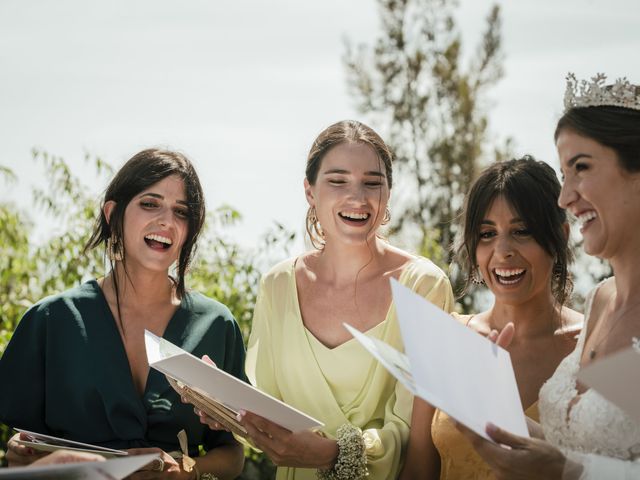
[2,0,639,253]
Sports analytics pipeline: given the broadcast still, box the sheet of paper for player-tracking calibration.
[390,279,528,440]
[15,429,127,458]
[343,323,417,395]
[0,453,158,479]
[347,279,527,441]
[145,331,323,432]
[577,346,640,424]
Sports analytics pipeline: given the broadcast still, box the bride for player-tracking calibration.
[461,73,640,478]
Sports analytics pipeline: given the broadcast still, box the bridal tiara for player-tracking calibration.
[564,72,640,112]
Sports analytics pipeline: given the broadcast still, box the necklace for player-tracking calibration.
[588,297,632,360]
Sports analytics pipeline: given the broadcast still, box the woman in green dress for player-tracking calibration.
[0,148,245,479]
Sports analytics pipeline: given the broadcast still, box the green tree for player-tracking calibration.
[344,0,507,278]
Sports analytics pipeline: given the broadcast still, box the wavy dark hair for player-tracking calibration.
[85,148,205,330]
[454,155,573,306]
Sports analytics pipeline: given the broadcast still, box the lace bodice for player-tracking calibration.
[539,284,640,462]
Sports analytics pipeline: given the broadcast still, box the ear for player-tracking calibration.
[562,221,570,241]
[103,200,117,225]
[304,178,315,207]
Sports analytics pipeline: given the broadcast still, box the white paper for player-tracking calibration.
[144,331,323,432]
[346,279,528,441]
[343,323,417,395]
[577,346,640,424]
[15,429,128,458]
[0,453,158,479]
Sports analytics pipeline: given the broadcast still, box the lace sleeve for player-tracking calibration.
[563,451,640,479]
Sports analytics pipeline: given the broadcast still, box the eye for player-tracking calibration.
[328,179,346,185]
[140,200,157,209]
[575,162,588,172]
[174,208,189,219]
[514,228,532,237]
[365,181,383,187]
[479,230,495,240]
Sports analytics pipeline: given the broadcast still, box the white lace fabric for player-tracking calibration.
[539,283,640,477]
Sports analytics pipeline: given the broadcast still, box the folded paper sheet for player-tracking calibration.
[0,453,159,479]
[145,331,323,433]
[577,346,640,424]
[346,279,528,440]
[15,429,127,458]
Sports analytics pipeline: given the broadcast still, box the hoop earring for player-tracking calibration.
[382,207,391,225]
[107,235,123,262]
[306,206,325,250]
[471,268,484,285]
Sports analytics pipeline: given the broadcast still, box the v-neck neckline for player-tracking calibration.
[291,257,416,351]
[89,279,186,400]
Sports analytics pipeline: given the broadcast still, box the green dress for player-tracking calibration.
[0,280,246,455]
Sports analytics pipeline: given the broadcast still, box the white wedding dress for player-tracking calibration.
[539,283,640,479]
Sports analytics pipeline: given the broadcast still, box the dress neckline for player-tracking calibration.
[290,256,418,351]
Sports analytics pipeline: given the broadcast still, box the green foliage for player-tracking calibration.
[344,0,508,278]
[0,153,288,478]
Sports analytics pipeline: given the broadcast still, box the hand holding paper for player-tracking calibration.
[346,279,528,441]
[144,331,323,436]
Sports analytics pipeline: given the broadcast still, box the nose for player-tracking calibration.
[495,235,515,259]
[558,176,577,209]
[348,184,367,204]
[157,207,174,227]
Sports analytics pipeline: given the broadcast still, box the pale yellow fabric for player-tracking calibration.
[431,312,540,480]
[246,256,454,480]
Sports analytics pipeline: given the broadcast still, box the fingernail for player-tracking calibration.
[486,422,497,434]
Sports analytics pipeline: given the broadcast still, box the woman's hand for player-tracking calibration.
[6,432,48,466]
[238,410,338,470]
[458,422,566,480]
[31,449,105,466]
[125,448,193,480]
[488,322,515,348]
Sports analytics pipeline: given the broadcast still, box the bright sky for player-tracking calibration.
[2,0,639,255]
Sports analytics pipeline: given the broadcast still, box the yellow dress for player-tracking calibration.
[431,314,540,480]
[246,256,454,480]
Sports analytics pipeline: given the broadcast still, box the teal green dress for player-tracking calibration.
[0,280,246,455]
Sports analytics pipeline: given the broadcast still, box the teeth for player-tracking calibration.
[577,210,597,227]
[145,234,172,245]
[340,212,370,220]
[494,268,525,278]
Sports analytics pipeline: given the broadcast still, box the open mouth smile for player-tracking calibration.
[493,268,526,285]
[144,234,173,251]
[338,211,371,225]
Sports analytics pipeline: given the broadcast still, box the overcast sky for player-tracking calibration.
[2,0,639,254]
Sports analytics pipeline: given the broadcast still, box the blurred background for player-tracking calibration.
[1,0,636,475]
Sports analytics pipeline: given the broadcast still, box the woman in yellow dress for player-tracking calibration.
[236,120,453,480]
[399,156,582,480]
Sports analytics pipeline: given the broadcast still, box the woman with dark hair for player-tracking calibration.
[0,149,245,479]
[399,156,582,479]
[460,74,640,479]
[197,120,453,480]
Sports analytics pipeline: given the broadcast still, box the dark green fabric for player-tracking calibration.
[0,280,247,455]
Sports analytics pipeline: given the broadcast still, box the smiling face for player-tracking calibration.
[105,174,189,273]
[475,195,555,305]
[304,141,389,247]
[557,129,640,260]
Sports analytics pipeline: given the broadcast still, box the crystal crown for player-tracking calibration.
[564,73,640,112]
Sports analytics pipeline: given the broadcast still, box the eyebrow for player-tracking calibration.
[140,192,189,206]
[480,218,524,225]
[323,169,386,177]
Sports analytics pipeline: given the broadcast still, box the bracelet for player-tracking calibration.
[316,424,368,480]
